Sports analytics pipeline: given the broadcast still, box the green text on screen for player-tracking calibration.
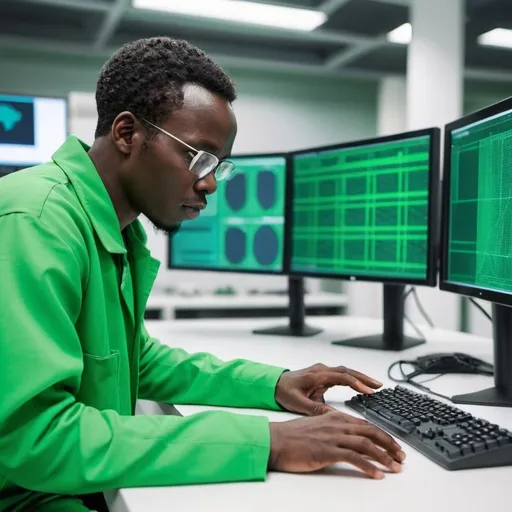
[449,109,512,293]
[171,156,286,272]
[291,136,431,280]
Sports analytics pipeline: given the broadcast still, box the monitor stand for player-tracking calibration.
[331,284,425,351]
[452,303,512,407]
[252,276,322,337]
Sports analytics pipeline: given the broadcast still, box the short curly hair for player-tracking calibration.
[94,37,237,139]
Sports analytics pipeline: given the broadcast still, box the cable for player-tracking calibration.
[387,360,452,401]
[415,373,445,385]
[403,286,426,339]
[405,312,426,341]
[469,297,492,322]
[411,287,435,328]
[388,351,493,402]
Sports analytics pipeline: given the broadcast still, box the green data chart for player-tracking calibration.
[291,136,431,280]
[169,155,286,273]
[448,109,512,294]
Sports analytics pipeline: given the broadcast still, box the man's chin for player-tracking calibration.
[147,217,182,237]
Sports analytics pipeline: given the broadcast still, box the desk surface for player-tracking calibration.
[110,317,511,512]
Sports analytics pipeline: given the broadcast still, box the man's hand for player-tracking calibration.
[275,363,383,416]
[269,413,406,480]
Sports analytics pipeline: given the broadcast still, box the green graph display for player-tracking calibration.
[291,136,431,279]
[170,155,286,273]
[448,109,512,293]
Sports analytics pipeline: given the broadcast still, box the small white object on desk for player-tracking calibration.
[108,316,512,512]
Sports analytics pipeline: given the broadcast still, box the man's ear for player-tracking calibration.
[111,112,143,155]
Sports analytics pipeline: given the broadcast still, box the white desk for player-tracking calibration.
[108,317,512,512]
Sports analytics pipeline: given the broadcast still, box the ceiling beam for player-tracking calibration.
[17,0,110,12]
[94,0,130,49]
[0,36,112,59]
[123,8,373,47]
[319,0,352,17]
[465,67,512,83]
[325,38,387,69]
[371,0,410,5]
[0,35,510,84]
[213,53,391,81]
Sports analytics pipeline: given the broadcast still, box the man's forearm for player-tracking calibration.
[138,332,286,410]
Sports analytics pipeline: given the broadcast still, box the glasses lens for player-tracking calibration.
[215,161,235,182]
[190,151,218,179]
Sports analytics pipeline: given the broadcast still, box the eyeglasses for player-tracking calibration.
[141,118,235,182]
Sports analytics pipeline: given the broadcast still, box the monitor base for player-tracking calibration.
[332,334,425,352]
[253,324,322,338]
[452,387,512,408]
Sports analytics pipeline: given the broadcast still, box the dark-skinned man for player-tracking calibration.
[0,38,405,512]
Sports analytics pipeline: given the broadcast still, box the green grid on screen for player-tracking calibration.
[449,109,512,293]
[291,136,431,279]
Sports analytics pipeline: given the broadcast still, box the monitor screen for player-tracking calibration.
[291,131,438,284]
[443,104,512,302]
[169,154,287,274]
[0,93,67,173]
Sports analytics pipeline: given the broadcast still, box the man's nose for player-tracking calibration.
[195,171,218,195]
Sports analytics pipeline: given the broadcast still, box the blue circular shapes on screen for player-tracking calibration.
[257,169,276,210]
[254,226,279,266]
[225,173,246,211]
[225,227,246,264]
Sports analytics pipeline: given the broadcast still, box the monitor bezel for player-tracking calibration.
[440,95,512,308]
[288,127,441,287]
[167,151,292,276]
[0,90,70,166]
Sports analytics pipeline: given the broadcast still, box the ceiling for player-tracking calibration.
[1,0,512,83]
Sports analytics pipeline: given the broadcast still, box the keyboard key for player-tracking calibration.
[485,438,499,450]
[460,444,473,456]
[472,442,487,454]
[436,440,461,459]
[497,436,511,446]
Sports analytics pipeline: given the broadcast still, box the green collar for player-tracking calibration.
[52,135,147,255]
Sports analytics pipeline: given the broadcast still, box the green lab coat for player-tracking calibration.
[0,136,286,511]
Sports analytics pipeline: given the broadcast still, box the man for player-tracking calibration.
[0,38,405,511]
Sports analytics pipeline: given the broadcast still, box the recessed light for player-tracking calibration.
[133,0,327,32]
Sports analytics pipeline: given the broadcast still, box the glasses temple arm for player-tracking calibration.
[141,118,198,153]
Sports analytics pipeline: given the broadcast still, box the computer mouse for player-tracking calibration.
[414,352,493,375]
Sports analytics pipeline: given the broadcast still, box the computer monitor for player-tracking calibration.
[169,153,288,274]
[441,97,512,407]
[0,93,68,176]
[290,128,441,351]
[168,152,321,337]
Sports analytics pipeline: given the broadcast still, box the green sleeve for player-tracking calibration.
[0,214,272,495]
[138,328,286,410]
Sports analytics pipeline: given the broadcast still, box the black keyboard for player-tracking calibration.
[346,386,512,470]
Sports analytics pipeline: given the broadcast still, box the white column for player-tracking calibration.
[378,77,407,136]
[406,0,465,331]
